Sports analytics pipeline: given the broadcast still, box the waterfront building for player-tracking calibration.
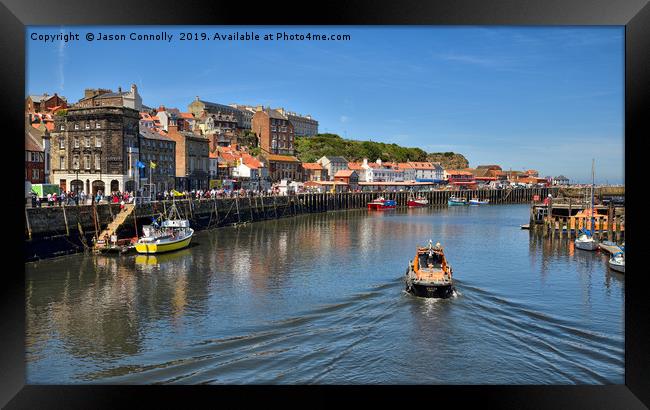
[445,169,476,188]
[252,108,296,156]
[363,158,403,183]
[317,156,349,180]
[525,169,540,177]
[25,93,68,114]
[276,108,318,137]
[138,127,176,193]
[25,118,47,184]
[553,175,570,186]
[50,106,140,195]
[165,120,210,191]
[75,84,143,111]
[398,161,444,182]
[347,162,368,182]
[260,153,302,182]
[333,170,359,190]
[302,162,327,181]
[232,155,269,191]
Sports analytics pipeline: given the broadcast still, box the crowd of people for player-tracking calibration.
[29,190,135,208]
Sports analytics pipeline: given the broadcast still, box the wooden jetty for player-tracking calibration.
[528,198,624,242]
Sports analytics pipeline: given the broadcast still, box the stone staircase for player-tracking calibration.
[94,204,135,248]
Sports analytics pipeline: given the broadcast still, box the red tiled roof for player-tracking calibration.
[334,170,355,177]
[446,170,473,176]
[302,162,324,170]
[348,162,364,170]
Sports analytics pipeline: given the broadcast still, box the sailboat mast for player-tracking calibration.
[591,159,595,233]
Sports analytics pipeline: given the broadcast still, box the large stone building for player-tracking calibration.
[276,108,318,137]
[166,121,210,191]
[50,106,141,195]
[196,111,239,148]
[188,97,248,130]
[75,84,143,111]
[228,104,256,130]
[138,127,176,193]
[252,108,296,156]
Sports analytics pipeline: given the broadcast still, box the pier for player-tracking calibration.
[25,187,557,261]
[528,197,625,242]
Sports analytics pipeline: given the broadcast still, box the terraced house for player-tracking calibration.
[138,127,176,193]
[252,108,296,156]
[50,106,141,195]
[166,119,209,191]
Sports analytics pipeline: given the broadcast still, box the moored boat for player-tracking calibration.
[608,252,625,273]
[135,201,194,254]
[575,229,598,251]
[469,198,489,205]
[407,193,429,207]
[448,195,468,206]
[405,240,454,298]
[368,196,396,210]
[574,159,599,252]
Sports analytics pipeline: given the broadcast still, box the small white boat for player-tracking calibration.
[469,198,489,205]
[608,252,625,273]
[575,231,598,251]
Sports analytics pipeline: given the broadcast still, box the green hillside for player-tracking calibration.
[295,133,428,163]
[294,133,468,169]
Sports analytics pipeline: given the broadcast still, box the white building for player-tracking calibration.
[363,159,402,183]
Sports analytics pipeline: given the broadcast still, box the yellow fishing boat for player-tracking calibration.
[135,201,194,254]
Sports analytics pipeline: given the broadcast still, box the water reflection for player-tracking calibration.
[26,205,624,384]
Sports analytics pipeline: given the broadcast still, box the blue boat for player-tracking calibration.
[448,196,468,206]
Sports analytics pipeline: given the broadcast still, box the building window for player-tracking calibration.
[74,123,79,130]
[32,169,39,179]
[95,154,101,170]
[60,156,65,170]
[59,138,65,149]
[60,125,65,131]
[83,155,90,170]
[85,122,90,129]
[72,155,80,169]
[85,136,90,147]
[96,122,101,129]
[95,137,102,147]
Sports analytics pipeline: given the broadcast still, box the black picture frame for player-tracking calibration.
[2,0,647,408]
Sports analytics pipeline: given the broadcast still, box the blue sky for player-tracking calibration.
[26,26,624,184]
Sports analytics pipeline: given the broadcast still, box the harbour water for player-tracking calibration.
[25,204,624,384]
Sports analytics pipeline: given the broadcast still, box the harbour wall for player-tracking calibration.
[25,187,557,262]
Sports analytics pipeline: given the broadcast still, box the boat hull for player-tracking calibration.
[575,240,598,251]
[135,233,193,254]
[368,200,396,210]
[608,260,625,273]
[408,200,428,207]
[447,200,467,206]
[405,280,454,298]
